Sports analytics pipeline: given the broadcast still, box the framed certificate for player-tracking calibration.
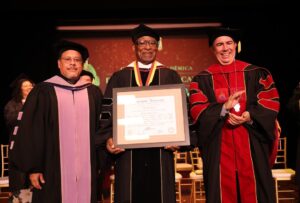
[113,84,190,149]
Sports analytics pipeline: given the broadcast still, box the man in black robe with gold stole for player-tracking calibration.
[100,24,182,203]
[189,28,279,203]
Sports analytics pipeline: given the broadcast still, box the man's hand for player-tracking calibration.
[165,146,180,151]
[106,138,125,154]
[224,90,245,110]
[29,173,45,190]
[227,111,251,126]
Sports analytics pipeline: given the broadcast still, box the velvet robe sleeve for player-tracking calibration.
[189,72,226,149]
[97,71,121,146]
[245,66,280,143]
[89,85,104,148]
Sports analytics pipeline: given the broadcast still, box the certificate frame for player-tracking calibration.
[113,84,190,149]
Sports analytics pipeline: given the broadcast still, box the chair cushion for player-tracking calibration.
[0,176,9,187]
[189,171,203,179]
[272,168,295,179]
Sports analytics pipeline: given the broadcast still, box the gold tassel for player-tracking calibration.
[238,41,242,53]
[158,37,163,51]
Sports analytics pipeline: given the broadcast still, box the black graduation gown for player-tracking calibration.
[286,84,300,185]
[100,64,182,203]
[189,60,279,203]
[4,100,23,136]
[10,76,103,203]
[4,100,29,191]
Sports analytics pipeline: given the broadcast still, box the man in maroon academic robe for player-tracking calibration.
[189,27,279,203]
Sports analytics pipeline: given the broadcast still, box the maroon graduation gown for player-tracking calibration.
[189,60,279,203]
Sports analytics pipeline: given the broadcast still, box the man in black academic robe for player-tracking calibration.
[100,24,182,203]
[10,40,103,203]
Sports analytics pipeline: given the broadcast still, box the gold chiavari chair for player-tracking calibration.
[189,147,205,202]
[271,137,296,203]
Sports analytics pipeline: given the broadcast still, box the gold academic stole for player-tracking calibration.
[133,61,157,86]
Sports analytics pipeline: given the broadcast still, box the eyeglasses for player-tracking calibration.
[60,57,83,64]
[136,40,158,48]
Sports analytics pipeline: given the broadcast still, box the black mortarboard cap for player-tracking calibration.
[81,70,94,79]
[208,27,241,47]
[9,73,31,89]
[54,40,89,62]
[131,24,160,43]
